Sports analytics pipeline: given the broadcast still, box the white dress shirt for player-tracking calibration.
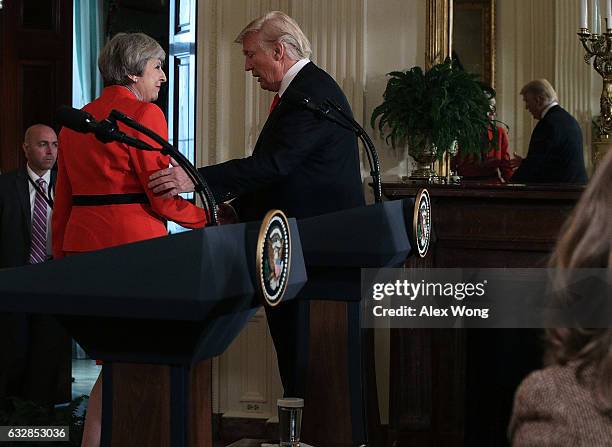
[278,58,311,98]
[541,101,559,119]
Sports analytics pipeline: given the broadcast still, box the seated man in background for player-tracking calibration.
[510,79,587,184]
[455,96,513,183]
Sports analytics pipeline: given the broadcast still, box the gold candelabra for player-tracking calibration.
[578,26,612,137]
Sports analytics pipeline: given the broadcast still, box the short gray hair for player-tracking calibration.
[520,79,558,104]
[98,32,165,87]
[234,11,312,61]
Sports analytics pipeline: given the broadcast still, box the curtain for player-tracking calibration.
[72,0,104,109]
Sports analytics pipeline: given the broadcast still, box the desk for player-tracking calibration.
[382,181,584,446]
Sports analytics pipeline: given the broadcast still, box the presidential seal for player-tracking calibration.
[256,209,291,306]
[412,188,432,258]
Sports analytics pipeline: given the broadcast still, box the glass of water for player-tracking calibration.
[277,397,304,447]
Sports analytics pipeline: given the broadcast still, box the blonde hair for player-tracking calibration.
[520,79,558,105]
[547,150,612,413]
[98,32,165,87]
[234,11,312,61]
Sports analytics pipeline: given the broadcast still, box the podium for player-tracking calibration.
[0,197,423,447]
[293,199,416,447]
[0,221,307,447]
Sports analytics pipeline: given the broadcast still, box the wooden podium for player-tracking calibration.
[381,181,585,447]
[295,199,418,447]
[0,200,419,447]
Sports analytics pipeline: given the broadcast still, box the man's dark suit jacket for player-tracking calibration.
[0,168,50,268]
[199,62,365,396]
[200,62,365,221]
[511,105,587,184]
[0,167,70,408]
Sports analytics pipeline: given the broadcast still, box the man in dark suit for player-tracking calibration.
[510,79,587,184]
[0,125,57,267]
[0,124,71,409]
[148,10,365,439]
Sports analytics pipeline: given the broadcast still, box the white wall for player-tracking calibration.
[366,0,426,186]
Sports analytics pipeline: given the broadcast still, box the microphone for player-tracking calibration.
[56,105,98,134]
[56,106,154,151]
[276,91,382,202]
[56,106,219,225]
[281,89,326,116]
[281,89,354,132]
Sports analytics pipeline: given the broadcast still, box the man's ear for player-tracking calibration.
[537,95,547,108]
[272,42,284,61]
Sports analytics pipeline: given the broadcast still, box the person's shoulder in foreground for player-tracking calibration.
[509,362,612,446]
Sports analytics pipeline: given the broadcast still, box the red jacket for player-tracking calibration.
[52,86,206,258]
[455,126,512,182]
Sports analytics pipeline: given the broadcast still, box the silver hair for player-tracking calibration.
[98,32,165,87]
[234,11,312,61]
[520,79,559,104]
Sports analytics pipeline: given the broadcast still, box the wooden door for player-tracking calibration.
[0,0,72,172]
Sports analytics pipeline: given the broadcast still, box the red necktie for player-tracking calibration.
[269,94,280,114]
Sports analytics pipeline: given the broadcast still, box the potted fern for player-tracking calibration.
[371,58,496,179]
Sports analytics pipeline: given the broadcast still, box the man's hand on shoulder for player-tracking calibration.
[148,157,196,198]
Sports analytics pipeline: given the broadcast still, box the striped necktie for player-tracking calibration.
[29,178,48,264]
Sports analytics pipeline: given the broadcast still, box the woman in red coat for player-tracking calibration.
[454,97,513,183]
[52,32,208,447]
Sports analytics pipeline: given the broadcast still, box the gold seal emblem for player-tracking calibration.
[412,188,432,258]
[256,210,291,306]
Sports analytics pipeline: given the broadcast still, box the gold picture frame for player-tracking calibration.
[426,0,453,69]
[426,0,496,87]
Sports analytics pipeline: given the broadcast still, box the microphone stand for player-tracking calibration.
[281,92,381,202]
[108,109,218,225]
[322,100,382,203]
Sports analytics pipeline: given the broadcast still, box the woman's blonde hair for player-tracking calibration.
[546,150,612,413]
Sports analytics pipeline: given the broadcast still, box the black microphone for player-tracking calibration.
[56,105,98,134]
[282,89,327,116]
[56,106,154,151]
[281,89,354,132]
[276,92,382,202]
